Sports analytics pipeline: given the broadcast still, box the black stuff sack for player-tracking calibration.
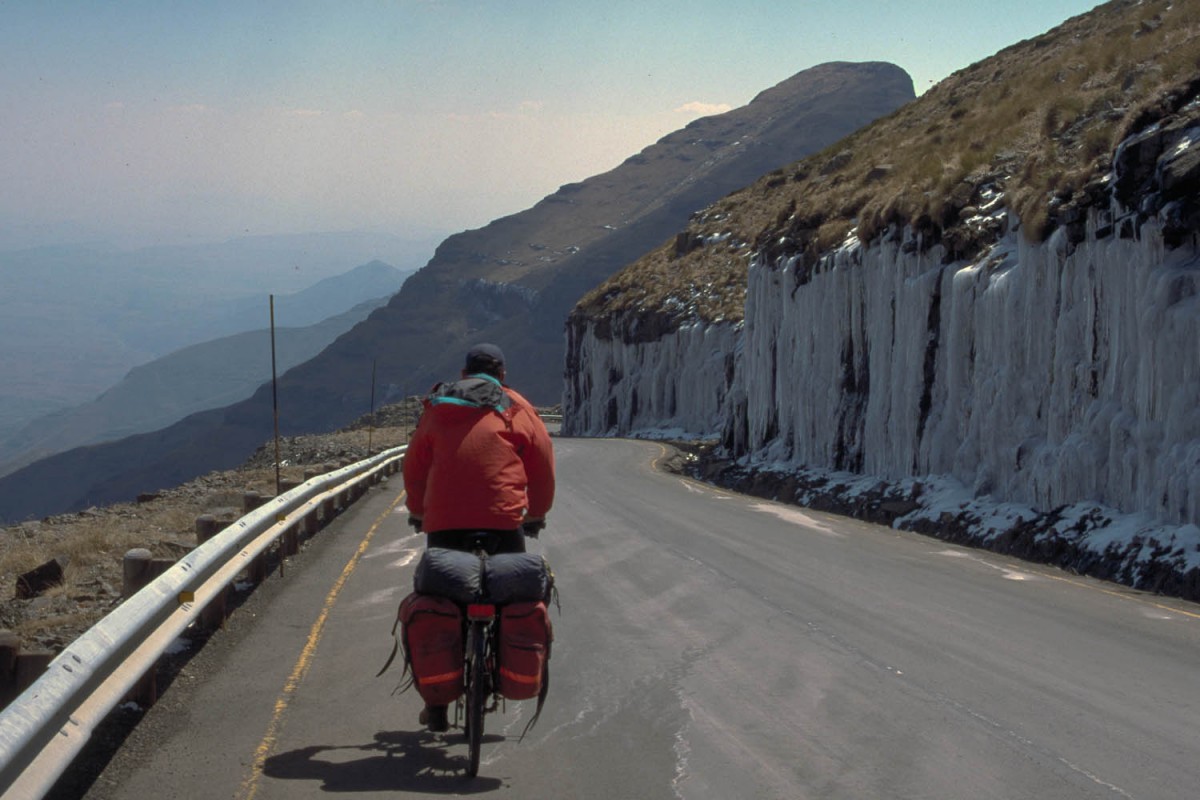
[413,547,482,604]
[484,553,553,604]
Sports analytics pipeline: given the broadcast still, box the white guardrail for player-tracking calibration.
[0,444,406,799]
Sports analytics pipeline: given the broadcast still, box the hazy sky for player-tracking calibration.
[1,0,1103,249]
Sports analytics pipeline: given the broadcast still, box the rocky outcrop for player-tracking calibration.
[567,99,1200,525]
[562,36,1200,597]
[722,98,1200,525]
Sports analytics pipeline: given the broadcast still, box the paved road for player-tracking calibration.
[86,437,1200,799]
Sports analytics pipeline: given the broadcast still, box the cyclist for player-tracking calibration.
[402,343,555,731]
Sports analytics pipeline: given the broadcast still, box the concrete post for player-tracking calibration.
[243,491,265,513]
[120,550,159,707]
[282,525,299,558]
[308,509,321,535]
[122,548,154,599]
[195,514,220,544]
[194,516,228,630]
[14,652,53,698]
[0,631,55,709]
[244,494,275,580]
[0,630,19,707]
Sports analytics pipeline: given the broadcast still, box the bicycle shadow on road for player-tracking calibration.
[261,729,505,793]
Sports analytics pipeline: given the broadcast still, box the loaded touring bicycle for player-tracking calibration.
[380,529,555,776]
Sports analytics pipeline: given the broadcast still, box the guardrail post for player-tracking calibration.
[281,517,299,559]
[13,651,53,703]
[250,551,269,584]
[195,514,220,541]
[123,551,174,597]
[0,631,17,675]
[0,631,54,709]
[0,630,21,707]
[195,516,227,630]
[303,508,321,538]
[121,549,159,707]
[243,491,265,513]
[122,548,154,599]
[241,494,272,582]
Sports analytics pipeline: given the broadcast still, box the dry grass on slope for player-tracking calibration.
[0,421,414,652]
[819,0,1200,250]
[574,218,755,334]
[577,0,1200,325]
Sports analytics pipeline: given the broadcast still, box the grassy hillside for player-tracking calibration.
[577,0,1200,328]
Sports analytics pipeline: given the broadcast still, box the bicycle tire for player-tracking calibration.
[466,619,487,776]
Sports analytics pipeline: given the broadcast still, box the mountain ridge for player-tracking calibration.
[0,61,916,522]
[0,295,396,479]
[0,233,436,437]
[277,61,917,411]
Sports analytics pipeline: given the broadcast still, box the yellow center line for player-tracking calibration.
[237,488,408,800]
[650,441,735,497]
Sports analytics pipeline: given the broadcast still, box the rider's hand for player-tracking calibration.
[407,515,424,532]
[522,518,545,538]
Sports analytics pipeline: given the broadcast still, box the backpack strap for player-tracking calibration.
[517,639,551,742]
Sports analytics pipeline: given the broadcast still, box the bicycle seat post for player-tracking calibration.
[466,531,493,556]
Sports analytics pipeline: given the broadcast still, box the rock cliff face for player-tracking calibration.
[728,189,1199,527]
[565,1,1200,547]
[565,320,741,438]
[567,102,1200,526]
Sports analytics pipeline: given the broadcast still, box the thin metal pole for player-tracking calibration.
[367,358,377,456]
[270,295,281,496]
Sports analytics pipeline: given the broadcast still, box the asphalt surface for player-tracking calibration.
[80,437,1200,799]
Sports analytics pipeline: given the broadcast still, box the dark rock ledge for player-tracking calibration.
[661,442,1200,604]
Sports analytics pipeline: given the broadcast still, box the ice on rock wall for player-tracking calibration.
[563,207,1199,528]
[563,110,1200,532]
[563,318,740,438]
[728,213,1200,526]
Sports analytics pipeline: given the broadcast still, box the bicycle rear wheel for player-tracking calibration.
[466,619,487,776]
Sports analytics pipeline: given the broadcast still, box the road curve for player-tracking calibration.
[84,437,1200,800]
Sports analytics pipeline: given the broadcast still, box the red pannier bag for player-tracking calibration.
[497,600,552,701]
[399,592,464,706]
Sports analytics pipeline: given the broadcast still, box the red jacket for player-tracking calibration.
[403,376,555,532]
